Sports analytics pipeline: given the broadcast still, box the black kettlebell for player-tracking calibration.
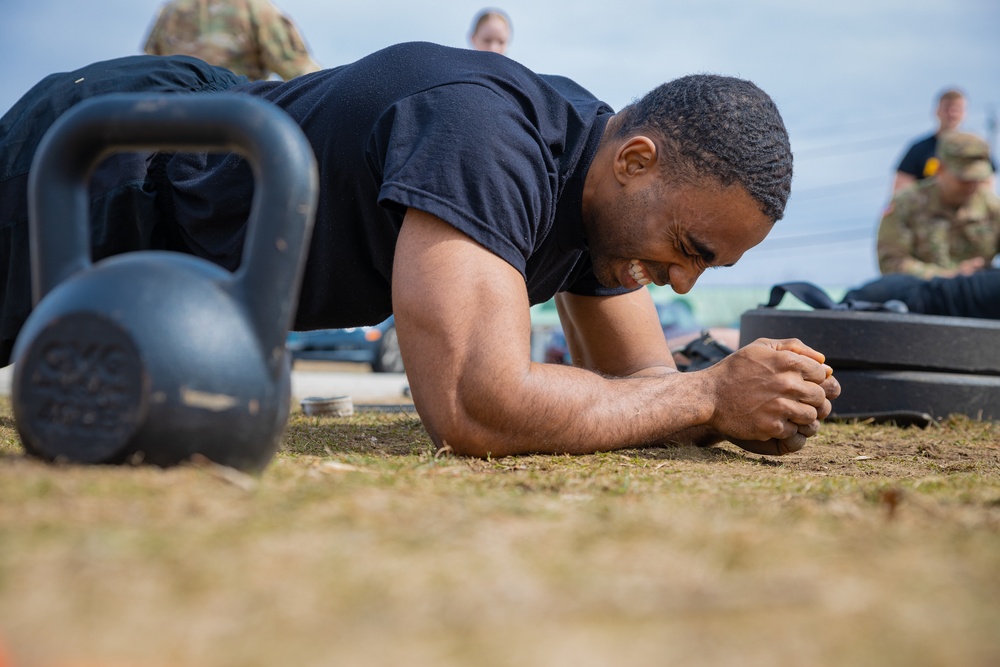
[11,93,318,472]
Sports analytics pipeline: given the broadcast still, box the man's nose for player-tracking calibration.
[668,263,703,294]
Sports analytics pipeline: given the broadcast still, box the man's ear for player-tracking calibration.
[614,136,658,184]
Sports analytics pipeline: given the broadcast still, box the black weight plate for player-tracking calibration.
[830,369,1000,421]
[739,308,1000,375]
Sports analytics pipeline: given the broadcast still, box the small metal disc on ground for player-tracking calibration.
[300,395,354,417]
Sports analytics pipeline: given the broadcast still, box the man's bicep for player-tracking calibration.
[555,289,675,377]
[375,84,549,271]
[391,208,533,430]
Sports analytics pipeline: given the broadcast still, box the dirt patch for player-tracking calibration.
[0,403,998,667]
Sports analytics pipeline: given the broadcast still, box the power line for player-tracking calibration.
[753,225,874,252]
[781,214,876,229]
[790,111,930,140]
[791,110,995,161]
[794,133,915,159]
[790,176,887,200]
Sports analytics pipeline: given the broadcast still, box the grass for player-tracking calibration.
[0,399,998,667]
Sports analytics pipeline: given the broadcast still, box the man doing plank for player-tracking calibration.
[0,42,839,457]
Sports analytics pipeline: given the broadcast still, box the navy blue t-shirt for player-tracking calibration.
[896,132,996,182]
[896,133,938,180]
[164,42,628,331]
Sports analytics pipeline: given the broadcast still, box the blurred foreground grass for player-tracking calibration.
[0,399,998,667]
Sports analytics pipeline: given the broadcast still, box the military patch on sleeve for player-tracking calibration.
[924,157,940,178]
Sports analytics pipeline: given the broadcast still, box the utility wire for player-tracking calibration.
[791,110,994,160]
[753,225,874,251]
[790,111,930,139]
[789,176,887,199]
[791,109,991,144]
[794,134,916,159]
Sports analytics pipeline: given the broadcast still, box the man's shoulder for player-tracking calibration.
[898,133,937,161]
[342,43,608,117]
[897,177,938,202]
[969,186,1000,215]
[897,133,938,176]
[887,179,936,217]
[536,74,599,103]
[908,133,937,150]
[899,132,936,154]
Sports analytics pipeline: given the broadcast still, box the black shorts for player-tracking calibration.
[0,55,246,365]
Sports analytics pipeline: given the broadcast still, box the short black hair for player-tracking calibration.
[612,74,793,221]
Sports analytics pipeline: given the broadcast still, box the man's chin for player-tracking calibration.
[591,259,624,289]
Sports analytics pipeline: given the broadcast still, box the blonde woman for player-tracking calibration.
[468,8,511,54]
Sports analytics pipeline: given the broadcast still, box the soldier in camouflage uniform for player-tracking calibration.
[877,131,1000,279]
[143,0,321,81]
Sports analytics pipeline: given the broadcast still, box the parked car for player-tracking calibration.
[286,316,404,373]
[542,300,701,365]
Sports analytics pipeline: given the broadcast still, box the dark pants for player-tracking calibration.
[0,55,246,365]
[843,271,1000,319]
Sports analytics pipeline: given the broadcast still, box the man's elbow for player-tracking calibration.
[419,411,516,459]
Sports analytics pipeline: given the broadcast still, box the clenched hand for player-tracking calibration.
[702,337,841,454]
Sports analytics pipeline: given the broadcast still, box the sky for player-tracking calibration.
[2,0,999,289]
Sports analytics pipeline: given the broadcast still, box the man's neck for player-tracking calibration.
[580,114,621,229]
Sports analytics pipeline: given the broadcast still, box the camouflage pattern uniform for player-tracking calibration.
[877,132,1000,278]
[143,0,321,81]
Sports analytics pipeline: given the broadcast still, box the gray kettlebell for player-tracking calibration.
[11,94,318,472]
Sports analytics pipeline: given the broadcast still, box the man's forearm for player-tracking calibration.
[879,253,953,279]
[417,361,719,457]
[415,339,833,458]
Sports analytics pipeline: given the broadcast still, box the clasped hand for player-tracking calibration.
[704,338,841,455]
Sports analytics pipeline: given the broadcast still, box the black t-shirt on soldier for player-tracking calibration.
[897,132,997,181]
[896,133,939,180]
[164,42,631,331]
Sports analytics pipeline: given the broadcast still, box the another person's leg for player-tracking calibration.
[914,270,1000,319]
[843,271,1000,319]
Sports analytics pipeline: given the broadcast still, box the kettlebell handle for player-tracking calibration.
[27,93,318,375]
